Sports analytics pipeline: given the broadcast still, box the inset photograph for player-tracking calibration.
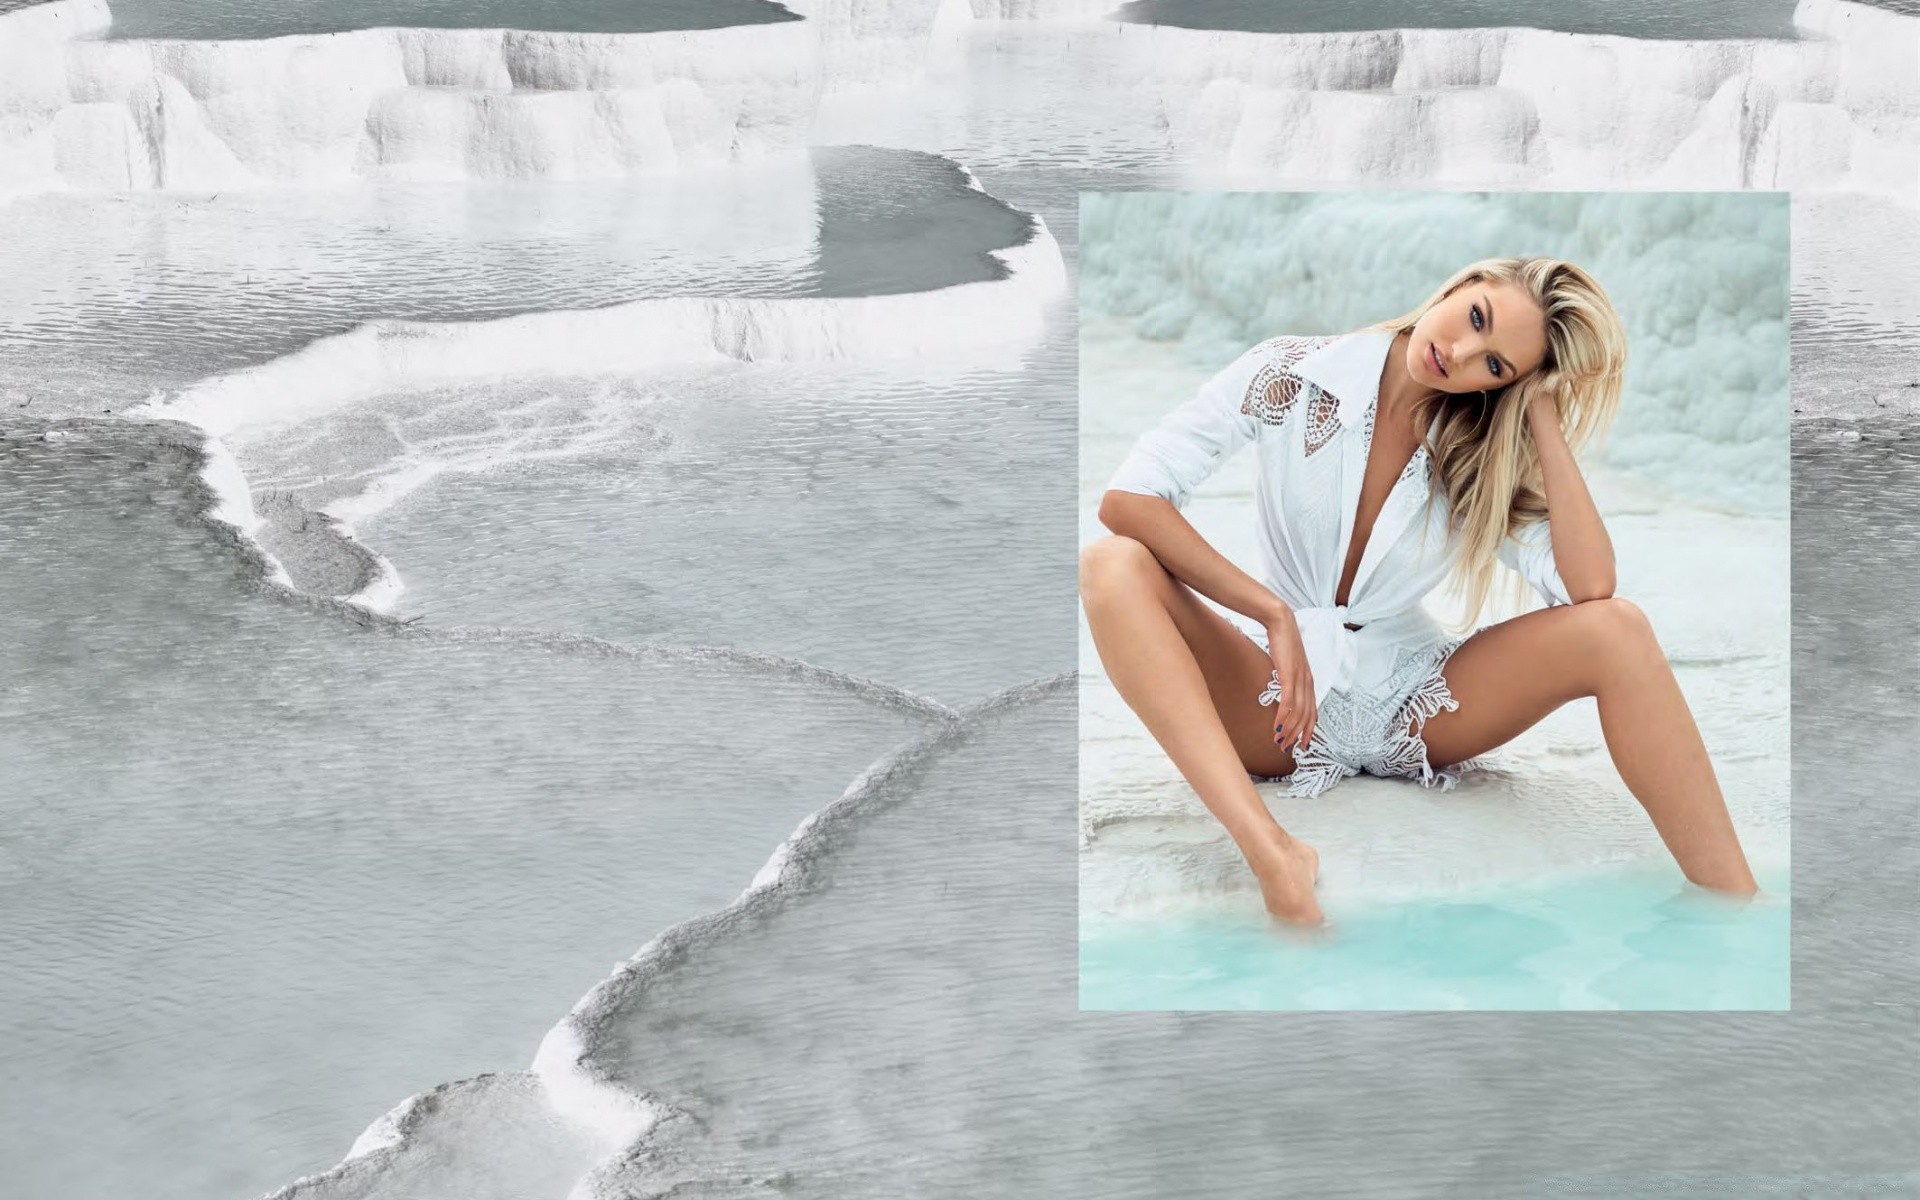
[1078,191,1789,1011]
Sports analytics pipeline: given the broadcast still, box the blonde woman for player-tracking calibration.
[1080,257,1759,927]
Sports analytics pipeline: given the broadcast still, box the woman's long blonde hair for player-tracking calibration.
[1370,257,1627,622]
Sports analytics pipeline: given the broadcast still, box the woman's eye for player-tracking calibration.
[1470,304,1483,330]
[1487,356,1502,377]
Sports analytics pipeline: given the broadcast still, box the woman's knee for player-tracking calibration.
[1568,596,1666,675]
[1078,535,1165,606]
[1571,596,1651,636]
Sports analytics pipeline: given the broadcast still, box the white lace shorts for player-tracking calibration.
[1241,624,1498,799]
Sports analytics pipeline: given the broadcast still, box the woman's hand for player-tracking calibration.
[1262,609,1317,757]
[1522,387,1617,602]
[1523,389,1559,429]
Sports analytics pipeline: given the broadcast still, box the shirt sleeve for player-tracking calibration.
[1497,516,1572,607]
[1103,342,1269,511]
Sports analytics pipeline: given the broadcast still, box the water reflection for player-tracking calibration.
[1116,0,1804,40]
[101,0,799,40]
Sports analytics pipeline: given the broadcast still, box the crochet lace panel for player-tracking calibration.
[1302,386,1342,457]
[1240,336,1339,452]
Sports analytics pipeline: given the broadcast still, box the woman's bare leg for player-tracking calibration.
[1418,597,1758,893]
[1078,535,1323,923]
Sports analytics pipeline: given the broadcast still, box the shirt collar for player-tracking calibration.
[1289,327,1395,430]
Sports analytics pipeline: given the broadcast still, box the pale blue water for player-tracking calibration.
[1081,860,1791,1011]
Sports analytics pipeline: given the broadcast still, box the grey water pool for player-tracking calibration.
[0,147,1030,416]
[98,0,799,40]
[1115,0,1808,40]
[0,422,939,1199]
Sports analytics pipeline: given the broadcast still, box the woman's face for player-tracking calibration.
[1405,277,1549,395]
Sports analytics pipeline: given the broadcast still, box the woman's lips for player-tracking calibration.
[1428,342,1447,379]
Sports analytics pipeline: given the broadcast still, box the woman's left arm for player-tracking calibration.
[1527,392,1616,602]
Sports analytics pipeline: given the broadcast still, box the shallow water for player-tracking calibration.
[1116,0,1805,40]
[1081,860,1793,1010]
[214,172,1111,707]
[0,148,1026,415]
[1791,195,1920,420]
[100,0,798,40]
[0,423,939,1199]
[354,339,1076,705]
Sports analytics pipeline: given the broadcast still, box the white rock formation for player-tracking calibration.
[1122,0,1917,198]
[0,0,821,192]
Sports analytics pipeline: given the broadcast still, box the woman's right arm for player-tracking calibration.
[1095,340,1318,753]
[1096,491,1317,756]
[1096,491,1290,630]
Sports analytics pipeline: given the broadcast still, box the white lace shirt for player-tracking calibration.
[1106,328,1570,705]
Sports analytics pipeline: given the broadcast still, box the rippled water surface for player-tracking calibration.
[100,0,798,39]
[0,148,1027,412]
[1117,0,1805,39]
[529,671,1910,1198]
[0,425,937,1199]
[351,342,1075,705]
[1792,195,1920,419]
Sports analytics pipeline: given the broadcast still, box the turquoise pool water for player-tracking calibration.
[1081,858,1790,1011]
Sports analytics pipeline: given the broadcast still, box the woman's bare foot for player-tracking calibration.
[1248,834,1322,926]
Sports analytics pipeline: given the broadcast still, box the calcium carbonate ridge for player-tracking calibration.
[7,0,1910,198]
[0,6,818,192]
[1119,0,1916,198]
[131,210,1065,440]
[121,205,1063,615]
